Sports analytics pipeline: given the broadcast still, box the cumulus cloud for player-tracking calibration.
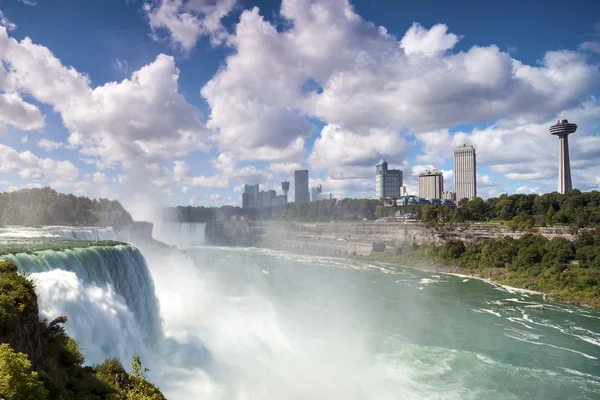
[200,0,600,198]
[143,0,237,50]
[36,138,63,152]
[92,172,107,184]
[0,93,44,131]
[0,144,78,184]
[0,11,16,31]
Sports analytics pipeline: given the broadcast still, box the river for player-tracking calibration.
[3,232,599,399]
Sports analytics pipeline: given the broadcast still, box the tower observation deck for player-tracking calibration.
[549,119,577,194]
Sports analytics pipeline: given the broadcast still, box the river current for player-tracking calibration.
[2,229,599,399]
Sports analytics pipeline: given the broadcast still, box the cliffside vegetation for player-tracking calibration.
[0,261,165,399]
[0,188,133,229]
[365,232,600,308]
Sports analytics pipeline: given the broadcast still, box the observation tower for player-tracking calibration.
[549,118,577,194]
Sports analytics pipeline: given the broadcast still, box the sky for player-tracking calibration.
[0,0,599,218]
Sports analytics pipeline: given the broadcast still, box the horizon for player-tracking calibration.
[0,0,599,219]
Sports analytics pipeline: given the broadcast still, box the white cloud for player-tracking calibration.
[0,11,16,32]
[200,0,600,198]
[400,22,460,56]
[17,0,37,5]
[516,185,541,194]
[579,41,600,54]
[143,0,237,51]
[0,144,78,183]
[20,135,27,143]
[0,93,44,131]
[36,138,63,152]
[268,162,303,174]
[181,185,189,194]
[92,172,107,184]
[113,58,128,73]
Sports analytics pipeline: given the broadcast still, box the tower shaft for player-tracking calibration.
[558,134,572,194]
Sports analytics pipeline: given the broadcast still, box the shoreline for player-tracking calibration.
[253,243,592,308]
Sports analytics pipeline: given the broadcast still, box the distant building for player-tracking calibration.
[242,184,286,208]
[242,184,259,209]
[442,190,456,201]
[376,159,403,199]
[454,144,476,201]
[419,169,444,199]
[396,195,457,208]
[401,186,408,196]
[294,170,310,203]
[311,185,322,202]
[311,185,332,201]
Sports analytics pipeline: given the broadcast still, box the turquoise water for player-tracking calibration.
[3,233,599,399]
[180,246,600,400]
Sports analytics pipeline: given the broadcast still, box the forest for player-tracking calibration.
[0,188,133,229]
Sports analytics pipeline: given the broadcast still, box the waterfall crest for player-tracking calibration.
[2,245,163,352]
[153,222,206,247]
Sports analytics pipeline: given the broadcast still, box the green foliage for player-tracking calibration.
[391,232,600,308]
[0,264,36,335]
[0,187,133,229]
[0,344,48,400]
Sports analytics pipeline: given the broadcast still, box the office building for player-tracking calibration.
[311,185,322,201]
[442,190,456,201]
[550,118,577,194]
[419,169,444,199]
[294,170,310,203]
[454,145,477,201]
[242,184,286,208]
[242,184,259,209]
[376,159,403,199]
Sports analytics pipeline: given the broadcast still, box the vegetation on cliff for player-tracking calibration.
[365,232,600,308]
[0,261,165,399]
[0,188,133,229]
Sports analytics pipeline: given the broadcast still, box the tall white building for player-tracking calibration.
[419,170,444,199]
[454,145,477,201]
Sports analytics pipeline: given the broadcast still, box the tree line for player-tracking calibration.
[393,231,600,307]
[0,188,133,229]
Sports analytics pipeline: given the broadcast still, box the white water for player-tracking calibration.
[2,231,599,399]
[0,226,116,240]
[153,222,206,247]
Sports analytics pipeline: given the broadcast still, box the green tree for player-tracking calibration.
[546,206,555,226]
[126,356,164,400]
[0,344,48,400]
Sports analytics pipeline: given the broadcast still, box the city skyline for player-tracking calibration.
[0,1,599,218]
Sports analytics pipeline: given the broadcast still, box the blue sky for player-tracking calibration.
[0,0,599,218]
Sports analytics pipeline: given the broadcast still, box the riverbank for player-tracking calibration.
[255,230,599,309]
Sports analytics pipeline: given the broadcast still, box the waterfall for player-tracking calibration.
[49,227,117,241]
[1,245,163,364]
[153,222,206,247]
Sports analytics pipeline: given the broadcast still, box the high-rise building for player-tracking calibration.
[442,190,456,201]
[376,159,403,199]
[242,184,259,208]
[282,181,290,203]
[550,119,577,194]
[419,169,444,199]
[311,185,322,202]
[294,170,310,203]
[454,145,477,201]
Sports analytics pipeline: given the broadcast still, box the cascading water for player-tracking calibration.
[2,244,163,362]
[153,222,206,247]
[48,226,117,241]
